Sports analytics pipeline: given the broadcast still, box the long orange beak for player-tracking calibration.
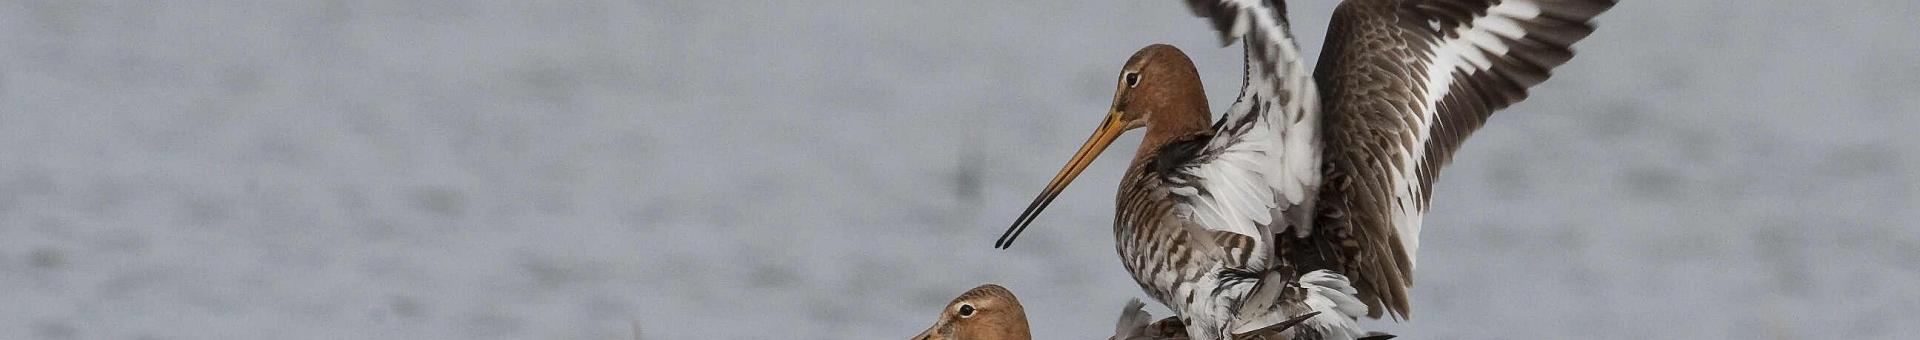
[995,112,1129,249]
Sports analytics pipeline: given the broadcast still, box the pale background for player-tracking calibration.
[2,1,1916,339]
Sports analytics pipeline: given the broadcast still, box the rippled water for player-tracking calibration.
[2,1,1916,339]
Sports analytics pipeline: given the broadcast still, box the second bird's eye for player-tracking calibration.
[957,304,976,318]
[1125,72,1141,88]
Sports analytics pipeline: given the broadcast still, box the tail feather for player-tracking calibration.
[1299,270,1367,340]
[1231,269,1370,338]
[1300,270,1368,318]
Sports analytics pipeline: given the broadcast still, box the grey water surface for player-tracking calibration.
[2,1,1916,339]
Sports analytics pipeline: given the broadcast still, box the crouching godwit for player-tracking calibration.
[910,284,1330,340]
[995,0,1614,339]
[913,284,1032,340]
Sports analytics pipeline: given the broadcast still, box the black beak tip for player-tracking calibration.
[993,223,1026,249]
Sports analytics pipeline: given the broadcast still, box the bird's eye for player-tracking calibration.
[1124,72,1141,88]
[957,303,976,318]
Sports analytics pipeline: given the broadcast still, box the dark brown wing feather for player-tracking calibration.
[1309,0,1615,319]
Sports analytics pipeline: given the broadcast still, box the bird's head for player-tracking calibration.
[996,44,1211,249]
[1109,44,1210,132]
[913,284,1031,340]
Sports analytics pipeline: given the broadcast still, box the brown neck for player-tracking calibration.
[1132,107,1213,164]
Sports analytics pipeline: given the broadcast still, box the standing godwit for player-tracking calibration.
[994,0,1614,339]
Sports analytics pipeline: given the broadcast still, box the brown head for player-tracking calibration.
[912,284,1032,340]
[996,44,1213,249]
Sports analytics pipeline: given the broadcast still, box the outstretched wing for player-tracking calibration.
[1312,0,1615,319]
[1163,0,1323,268]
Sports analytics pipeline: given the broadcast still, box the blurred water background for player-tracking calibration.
[2,1,1916,339]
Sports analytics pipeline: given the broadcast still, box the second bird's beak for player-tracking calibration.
[911,325,941,340]
[996,111,1130,249]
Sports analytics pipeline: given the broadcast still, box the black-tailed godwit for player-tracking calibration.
[995,0,1615,338]
[913,284,1033,340]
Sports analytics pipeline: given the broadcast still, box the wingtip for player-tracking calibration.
[1112,298,1153,338]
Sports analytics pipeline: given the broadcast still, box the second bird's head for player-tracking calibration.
[912,284,1031,340]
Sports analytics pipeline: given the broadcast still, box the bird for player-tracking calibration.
[909,284,1329,340]
[993,0,1615,339]
[913,284,1033,340]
